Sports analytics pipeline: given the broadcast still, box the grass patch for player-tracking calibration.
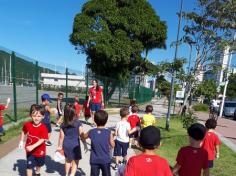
[156,118,236,176]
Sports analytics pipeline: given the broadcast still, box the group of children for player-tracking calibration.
[0,93,221,176]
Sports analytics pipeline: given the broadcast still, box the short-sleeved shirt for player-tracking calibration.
[89,86,103,104]
[89,128,111,164]
[176,146,208,176]
[202,131,221,160]
[22,122,48,157]
[40,104,50,124]
[142,114,155,128]
[0,105,7,126]
[125,153,173,176]
[83,101,91,116]
[116,121,131,143]
[74,101,81,117]
[128,114,140,129]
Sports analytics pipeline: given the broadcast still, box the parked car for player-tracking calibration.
[234,109,236,120]
[222,101,236,117]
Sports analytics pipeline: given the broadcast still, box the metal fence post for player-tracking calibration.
[35,61,39,104]
[11,51,17,122]
[66,68,68,103]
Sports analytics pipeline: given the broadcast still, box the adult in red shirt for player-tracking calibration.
[87,80,104,124]
[173,123,209,176]
[74,95,81,119]
[19,104,48,176]
[0,97,10,136]
[202,119,221,169]
[128,105,140,147]
[125,126,172,176]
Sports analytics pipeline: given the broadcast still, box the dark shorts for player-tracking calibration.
[114,140,129,157]
[91,163,111,176]
[43,123,52,133]
[129,131,139,138]
[0,126,4,133]
[91,103,101,112]
[63,144,82,160]
[208,160,214,168]
[26,155,45,169]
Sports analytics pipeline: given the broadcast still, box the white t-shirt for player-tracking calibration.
[212,100,219,107]
[116,120,131,143]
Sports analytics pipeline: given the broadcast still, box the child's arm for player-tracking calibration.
[79,127,89,152]
[18,131,25,149]
[57,128,64,149]
[26,139,45,152]
[109,132,115,148]
[172,163,181,176]
[216,144,220,158]
[5,98,10,108]
[203,168,209,176]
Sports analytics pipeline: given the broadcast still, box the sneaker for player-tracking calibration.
[45,140,52,146]
[114,164,118,170]
[34,173,40,176]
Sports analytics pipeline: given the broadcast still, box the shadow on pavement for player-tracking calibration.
[13,159,26,176]
[45,155,64,175]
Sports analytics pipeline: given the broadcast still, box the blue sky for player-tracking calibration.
[0,0,233,72]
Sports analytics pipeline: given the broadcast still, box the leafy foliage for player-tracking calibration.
[70,0,167,83]
[194,80,217,101]
[192,103,209,112]
[181,110,197,129]
[226,73,236,99]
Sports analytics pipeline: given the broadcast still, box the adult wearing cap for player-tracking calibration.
[125,126,172,176]
[40,93,53,146]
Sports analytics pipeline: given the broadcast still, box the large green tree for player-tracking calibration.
[226,73,236,99]
[194,80,217,101]
[70,0,167,100]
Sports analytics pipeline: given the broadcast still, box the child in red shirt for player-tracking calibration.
[202,119,221,169]
[173,123,209,176]
[125,126,172,176]
[19,104,48,176]
[74,95,81,119]
[0,97,10,136]
[83,96,91,124]
[127,105,140,147]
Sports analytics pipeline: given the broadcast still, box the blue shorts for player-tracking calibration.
[91,163,111,176]
[43,122,52,133]
[26,155,45,169]
[91,103,101,112]
[114,140,129,157]
[0,126,4,133]
[208,160,214,168]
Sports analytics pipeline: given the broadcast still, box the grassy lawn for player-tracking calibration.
[156,117,236,176]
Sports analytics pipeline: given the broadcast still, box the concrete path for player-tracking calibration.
[0,114,136,176]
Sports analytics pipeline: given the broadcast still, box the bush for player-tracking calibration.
[181,111,197,129]
[192,103,209,112]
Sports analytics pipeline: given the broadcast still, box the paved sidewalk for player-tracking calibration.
[196,112,236,152]
[0,114,136,176]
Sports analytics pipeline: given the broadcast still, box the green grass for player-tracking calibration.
[156,118,236,176]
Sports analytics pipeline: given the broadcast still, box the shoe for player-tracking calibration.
[122,160,127,165]
[0,132,5,136]
[34,173,40,176]
[45,140,52,146]
[114,164,118,170]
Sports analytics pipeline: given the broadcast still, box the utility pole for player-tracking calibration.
[9,55,12,83]
[4,59,7,85]
[166,0,184,131]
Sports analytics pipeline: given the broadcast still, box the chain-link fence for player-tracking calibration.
[0,46,154,124]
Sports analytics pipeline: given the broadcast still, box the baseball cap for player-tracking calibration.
[187,123,206,141]
[41,93,52,103]
[139,126,161,149]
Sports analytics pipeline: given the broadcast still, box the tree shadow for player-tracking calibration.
[13,159,26,176]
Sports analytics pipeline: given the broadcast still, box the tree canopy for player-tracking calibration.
[226,73,236,99]
[70,0,167,83]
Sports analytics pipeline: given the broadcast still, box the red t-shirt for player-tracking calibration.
[22,122,48,157]
[202,131,221,160]
[83,101,91,116]
[74,101,81,118]
[128,114,140,129]
[0,105,7,126]
[89,86,103,104]
[176,146,208,176]
[125,153,173,176]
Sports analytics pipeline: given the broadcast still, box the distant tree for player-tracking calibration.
[226,73,236,99]
[70,0,167,101]
[194,80,217,102]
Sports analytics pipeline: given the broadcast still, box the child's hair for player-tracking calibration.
[85,95,89,101]
[188,123,206,141]
[30,104,45,116]
[139,126,160,149]
[94,110,108,126]
[58,92,64,97]
[131,105,139,113]
[205,119,217,129]
[63,104,75,128]
[120,107,129,118]
[130,99,136,106]
[145,105,153,113]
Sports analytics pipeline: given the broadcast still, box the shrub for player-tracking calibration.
[192,103,208,112]
[181,111,197,129]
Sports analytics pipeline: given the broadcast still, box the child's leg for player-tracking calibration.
[26,169,33,176]
[65,159,72,176]
[35,166,41,175]
[101,163,111,176]
[70,160,78,176]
